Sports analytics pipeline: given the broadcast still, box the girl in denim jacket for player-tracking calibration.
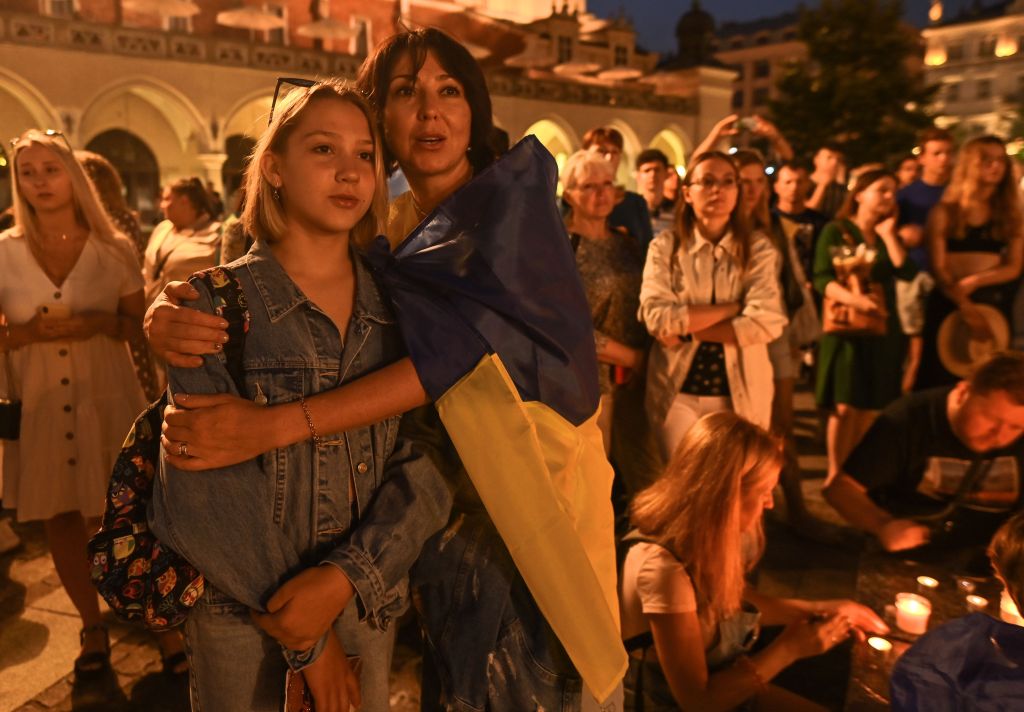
[149,81,451,711]
[148,30,624,712]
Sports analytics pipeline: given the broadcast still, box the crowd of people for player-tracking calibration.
[3,24,1024,712]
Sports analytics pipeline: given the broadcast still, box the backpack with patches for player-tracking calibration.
[88,266,250,630]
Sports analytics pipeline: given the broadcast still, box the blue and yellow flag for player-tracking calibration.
[367,136,625,701]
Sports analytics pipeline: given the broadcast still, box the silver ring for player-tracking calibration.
[178,442,188,458]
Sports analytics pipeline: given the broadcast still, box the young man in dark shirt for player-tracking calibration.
[634,148,675,243]
[896,128,956,390]
[824,352,1024,552]
[806,144,848,220]
[772,161,828,282]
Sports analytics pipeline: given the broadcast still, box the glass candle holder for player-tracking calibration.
[895,593,931,635]
[966,595,989,613]
[916,575,939,595]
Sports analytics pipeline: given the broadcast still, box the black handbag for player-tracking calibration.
[0,349,20,440]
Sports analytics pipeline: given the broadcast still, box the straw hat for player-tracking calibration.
[937,304,1010,378]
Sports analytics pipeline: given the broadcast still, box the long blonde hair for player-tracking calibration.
[939,135,1023,242]
[242,79,386,249]
[9,129,136,267]
[630,412,783,620]
[675,151,753,270]
[989,511,1024,614]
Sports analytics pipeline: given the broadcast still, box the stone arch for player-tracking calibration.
[79,77,211,186]
[522,115,578,176]
[0,68,61,212]
[85,129,161,223]
[221,91,273,145]
[649,125,691,171]
[605,119,642,190]
[0,67,62,139]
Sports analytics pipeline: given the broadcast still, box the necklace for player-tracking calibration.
[411,196,430,220]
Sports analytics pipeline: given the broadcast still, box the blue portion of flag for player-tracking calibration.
[364,136,599,426]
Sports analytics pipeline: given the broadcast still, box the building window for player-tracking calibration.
[947,43,964,61]
[753,87,770,106]
[732,89,744,109]
[755,35,768,46]
[557,36,572,63]
[614,45,628,66]
[730,38,744,49]
[782,29,797,41]
[977,78,992,99]
[979,37,997,57]
[1017,74,1024,102]
[164,15,192,33]
[44,0,76,17]
[263,3,287,46]
[945,82,959,102]
[349,17,371,57]
[732,64,743,79]
[753,60,770,78]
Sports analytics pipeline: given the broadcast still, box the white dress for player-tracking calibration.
[0,231,147,521]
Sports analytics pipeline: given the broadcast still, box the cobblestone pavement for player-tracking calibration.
[1,388,858,710]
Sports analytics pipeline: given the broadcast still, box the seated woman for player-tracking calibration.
[891,511,1024,710]
[620,411,887,711]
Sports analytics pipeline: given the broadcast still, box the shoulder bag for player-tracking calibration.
[88,265,249,630]
[822,222,887,337]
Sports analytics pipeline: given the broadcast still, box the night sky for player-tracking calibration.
[585,0,938,55]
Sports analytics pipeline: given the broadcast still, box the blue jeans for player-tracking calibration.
[183,585,394,712]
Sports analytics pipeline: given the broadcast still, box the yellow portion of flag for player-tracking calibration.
[436,353,627,701]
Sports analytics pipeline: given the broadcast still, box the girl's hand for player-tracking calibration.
[956,274,980,298]
[144,281,229,368]
[161,392,279,470]
[959,302,993,340]
[750,115,780,140]
[55,311,120,341]
[301,632,361,712]
[22,313,72,343]
[876,215,898,242]
[852,293,885,317]
[656,333,684,349]
[778,613,852,659]
[711,113,740,141]
[811,600,889,640]
[251,565,355,651]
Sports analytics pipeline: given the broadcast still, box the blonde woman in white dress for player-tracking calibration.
[0,129,147,679]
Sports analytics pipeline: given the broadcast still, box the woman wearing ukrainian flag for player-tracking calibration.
[145,28,625,710]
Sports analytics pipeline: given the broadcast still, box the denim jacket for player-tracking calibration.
[149,240,452,667]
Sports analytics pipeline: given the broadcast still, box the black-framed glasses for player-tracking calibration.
[269,77,317,126]
[10,129,73,152]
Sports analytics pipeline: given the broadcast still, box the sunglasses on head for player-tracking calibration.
[268,77,317,126]
[10,129,73,153]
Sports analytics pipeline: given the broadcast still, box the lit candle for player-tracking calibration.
[895,593,932,635]
[1001,590,1024,626]
[867,636,892,652]
[966,595,989,613]
[916,575,939,594]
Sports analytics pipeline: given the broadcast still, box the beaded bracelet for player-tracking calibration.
[299,395,321,447]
